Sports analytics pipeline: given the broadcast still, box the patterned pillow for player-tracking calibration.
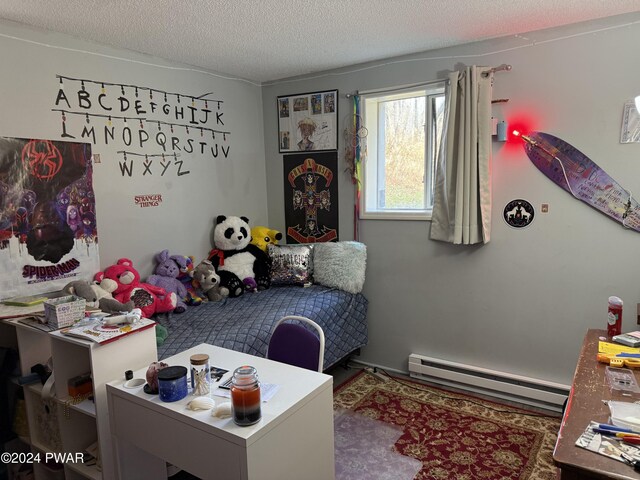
[313,242,366,294]
[268,244,314,286]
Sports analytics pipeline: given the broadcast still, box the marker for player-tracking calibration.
[597,424,636,433]
[593,428,640,438]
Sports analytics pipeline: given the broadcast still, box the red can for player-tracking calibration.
[607,296,623,337]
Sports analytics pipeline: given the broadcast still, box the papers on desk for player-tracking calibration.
[576,421,640,463]
[213,383,280,402]
[598,341,640,355]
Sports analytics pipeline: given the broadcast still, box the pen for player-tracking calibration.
[593,428,640,438]
[622,437,640,446]
[597,424,636,433]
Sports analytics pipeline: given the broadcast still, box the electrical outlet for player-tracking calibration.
[541,203,549,213]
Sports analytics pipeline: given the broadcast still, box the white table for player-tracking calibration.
[106,344,335,480]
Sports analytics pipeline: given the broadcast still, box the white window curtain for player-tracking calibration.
[430,66,493,245]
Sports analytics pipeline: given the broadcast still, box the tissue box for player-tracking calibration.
[44,295,86,328]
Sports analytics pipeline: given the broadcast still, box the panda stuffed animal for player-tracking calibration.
[208,215,271,297]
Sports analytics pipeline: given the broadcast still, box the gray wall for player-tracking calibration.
[262,13,640,385]
[0,19,268,278]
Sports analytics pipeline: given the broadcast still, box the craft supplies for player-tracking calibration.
[605,367,640,394]
[230,365,261,426]
[190,353,211,395]
[157,366,188,402]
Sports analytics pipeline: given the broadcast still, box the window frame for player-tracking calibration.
[360,82,446,221]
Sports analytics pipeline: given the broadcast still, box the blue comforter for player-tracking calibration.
[156,285,368,370]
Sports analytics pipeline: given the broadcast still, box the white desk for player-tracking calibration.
[106,344,335,480]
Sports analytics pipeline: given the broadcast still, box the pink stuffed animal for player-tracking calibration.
[95,258,176,318]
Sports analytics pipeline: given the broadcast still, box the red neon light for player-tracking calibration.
[501,112,540,154]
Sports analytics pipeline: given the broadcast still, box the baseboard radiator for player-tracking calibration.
[408,354,570,412]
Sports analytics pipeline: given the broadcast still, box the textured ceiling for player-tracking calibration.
[0,1,638,83]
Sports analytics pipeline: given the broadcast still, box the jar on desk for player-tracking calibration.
[190,353,211,395]
[231,365,261,426]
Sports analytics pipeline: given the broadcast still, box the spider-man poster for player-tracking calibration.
[283,153,338,243]
[0,137,100,299]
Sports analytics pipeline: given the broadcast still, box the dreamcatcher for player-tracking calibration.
[343,95,368,239]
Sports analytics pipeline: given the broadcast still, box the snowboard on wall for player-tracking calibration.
[518,131,640,232]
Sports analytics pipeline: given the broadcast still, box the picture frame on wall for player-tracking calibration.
[277,90,338,153]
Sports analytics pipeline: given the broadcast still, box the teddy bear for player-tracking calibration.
[146,250,189,313]
[250,226,283,253]
[192,260,225,302]
[207,215,271,298]
[94,258,176,318]
[63,279,134,314]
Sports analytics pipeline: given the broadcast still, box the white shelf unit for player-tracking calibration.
[5,318,157,480]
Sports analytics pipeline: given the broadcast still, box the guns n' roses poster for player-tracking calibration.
[0,137,99,299]
[284,153,338,243]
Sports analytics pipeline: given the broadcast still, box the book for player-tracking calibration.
[3,294,48,306]
[613,332,640,348]
[60,317,156,345]
[17,316,56,332]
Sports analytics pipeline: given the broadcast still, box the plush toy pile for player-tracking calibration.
[59,216,278,340]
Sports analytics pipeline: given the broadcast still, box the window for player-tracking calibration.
[361,83,445,220]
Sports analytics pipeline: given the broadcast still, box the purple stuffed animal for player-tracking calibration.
[146,250,189,313]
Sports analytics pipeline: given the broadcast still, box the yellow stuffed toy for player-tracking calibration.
[250,226,283,252]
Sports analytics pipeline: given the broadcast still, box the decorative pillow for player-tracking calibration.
[268,244,314,286]
[312,241,366,294]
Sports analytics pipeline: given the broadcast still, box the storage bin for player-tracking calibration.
[44,295,86,328]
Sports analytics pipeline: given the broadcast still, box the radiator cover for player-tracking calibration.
[408,353,569,412]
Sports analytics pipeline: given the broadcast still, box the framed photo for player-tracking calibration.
[621,100,640,143]
[277,90,338,153]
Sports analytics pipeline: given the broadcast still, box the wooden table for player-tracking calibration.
[554,329,640,479]
[107,343,335,480]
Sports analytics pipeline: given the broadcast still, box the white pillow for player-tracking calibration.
[313,242,366,294]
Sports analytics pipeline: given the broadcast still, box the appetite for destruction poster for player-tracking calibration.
[283,153,338,243]
[0,137,99,299]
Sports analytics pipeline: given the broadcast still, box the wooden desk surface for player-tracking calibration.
[554,329,640,479]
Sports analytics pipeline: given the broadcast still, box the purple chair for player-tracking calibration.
[267,315,325,372]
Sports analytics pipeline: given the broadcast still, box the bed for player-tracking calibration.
[155,285,368,371]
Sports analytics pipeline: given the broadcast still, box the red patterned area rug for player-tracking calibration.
[333,371,561,480]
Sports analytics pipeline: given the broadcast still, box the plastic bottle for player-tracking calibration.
[608,296,623,337]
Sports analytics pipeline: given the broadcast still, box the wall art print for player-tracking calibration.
[0,137,100,299]
[277,90,338,153]
[284,153,338,243]
[503,199,535,229]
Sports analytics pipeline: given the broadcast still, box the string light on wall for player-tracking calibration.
[54,75,224,107]
[50,109,230,138]
[51,73,232,175]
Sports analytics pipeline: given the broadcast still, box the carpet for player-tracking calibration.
[333,371,561,480]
